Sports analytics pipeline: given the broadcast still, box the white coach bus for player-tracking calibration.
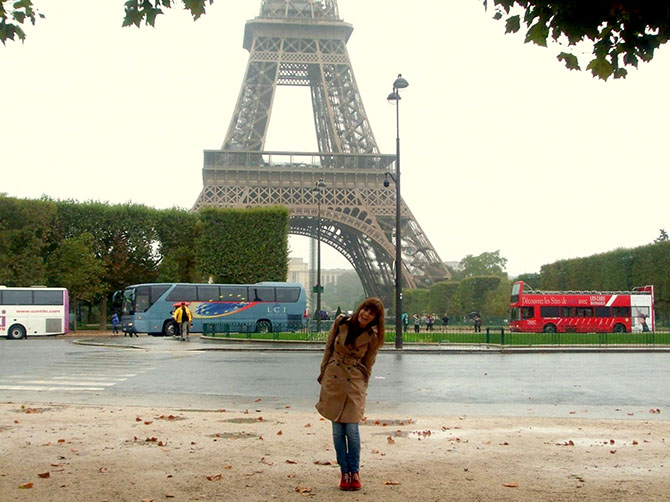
[0,286,70,339]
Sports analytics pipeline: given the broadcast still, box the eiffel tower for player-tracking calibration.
[194,0,450,304]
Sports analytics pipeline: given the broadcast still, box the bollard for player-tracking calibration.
[485,327,490,344]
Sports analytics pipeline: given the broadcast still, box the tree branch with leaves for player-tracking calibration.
[0,0,214,44]
[485,1,670,80]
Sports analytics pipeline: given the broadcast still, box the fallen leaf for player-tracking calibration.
[144,421,153,425]
[254,398,262,402]
[632,440,639,445]
[19,482,34,489]
[277,430,283,435]
[304,423,311,428]
[206,474,223,481]
[610,450,617,454]
[503,483,518,488]
[387,436,395,444]
[136,417,142,422]
[286,460,298,464]
[165,495,175,499]
[295,486,312,494]
[38,472,50,478]
[609,439,615,444]
[285,405,291,409]
[258,416,263,421]
[224,465,232,470]
[384,480,400,485]
[313,460,331,465]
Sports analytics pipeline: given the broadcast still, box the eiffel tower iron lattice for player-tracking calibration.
[193,0,450,305]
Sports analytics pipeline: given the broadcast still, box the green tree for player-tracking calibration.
[1,0,212,44]
[428,281,460,317]
[486,1,670,80]
[46,233,106,331]
[654,229,669,243]
[402,289,430,318]
[0,195,55,286]
[459,250,508,278]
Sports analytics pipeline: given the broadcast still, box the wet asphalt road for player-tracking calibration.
[0,336,668,419]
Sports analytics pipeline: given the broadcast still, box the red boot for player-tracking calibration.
[339,472,351,491]
[350,472,361,491]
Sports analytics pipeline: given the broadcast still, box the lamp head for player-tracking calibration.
[383,173,390,188]
[393,73,409,90]
[387,90,400,104]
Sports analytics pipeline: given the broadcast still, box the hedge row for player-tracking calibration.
[0,195,289,317]
[539,242,670,321]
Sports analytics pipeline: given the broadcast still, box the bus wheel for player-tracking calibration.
[163,321,177,337]
[256,320,272,334]
[543,324,557,333]
[7,324,27,340]
[613,324,627,333]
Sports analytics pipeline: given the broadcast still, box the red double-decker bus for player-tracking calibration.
[509,281,654,334]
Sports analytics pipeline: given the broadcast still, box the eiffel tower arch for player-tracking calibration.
[194,0,450,305]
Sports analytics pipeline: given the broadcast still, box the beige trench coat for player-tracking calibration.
[315,315,381,423]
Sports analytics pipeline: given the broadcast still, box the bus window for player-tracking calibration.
[521,307,534,319]
[510,308,520,321]
[510,282,521,303]
[540,306,559,317]
[135,286,151,313]
[151,285,170,304]
[33,290,63,305]
[276,287,301,303]
[560,307,576,317]
[167,285,197,302]
[197,285,220,302]
[221,286,248,302]
[3,290,32,305]
[250,287,275,302]
[613,306,631,317]
[576,307,593,317]
[595,306,611,318]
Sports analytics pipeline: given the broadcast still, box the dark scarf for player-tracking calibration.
[344,316,369,347]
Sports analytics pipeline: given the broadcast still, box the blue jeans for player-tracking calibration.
[332,421,360,473]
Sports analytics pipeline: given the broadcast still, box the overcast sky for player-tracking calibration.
[2,1,668,277]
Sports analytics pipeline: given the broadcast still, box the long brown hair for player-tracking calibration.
[348,297,385,349]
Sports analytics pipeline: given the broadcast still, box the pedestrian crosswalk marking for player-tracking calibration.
[0,385,106,392]
[0,352,158,393]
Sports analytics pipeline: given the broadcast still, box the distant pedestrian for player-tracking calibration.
[316,297,385,492]
[426,314,434,332]
[641,315,650,332]
[111,312,120,335]
[413,314,420,333]
[173,302,193,341]
[401,312,409,332]
[441,314,449,326]
[474,315,482,333]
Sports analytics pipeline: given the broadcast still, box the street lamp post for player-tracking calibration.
[312,178,326,333]
[386,73,408,350]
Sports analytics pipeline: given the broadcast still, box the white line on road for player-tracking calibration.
[0,385,105,391]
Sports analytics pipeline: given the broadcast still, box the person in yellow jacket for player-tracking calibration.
[173,302,193,342]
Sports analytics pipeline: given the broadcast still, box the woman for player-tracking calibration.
[316,297,385,491]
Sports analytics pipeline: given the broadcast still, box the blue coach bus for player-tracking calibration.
[117,282,307,336]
